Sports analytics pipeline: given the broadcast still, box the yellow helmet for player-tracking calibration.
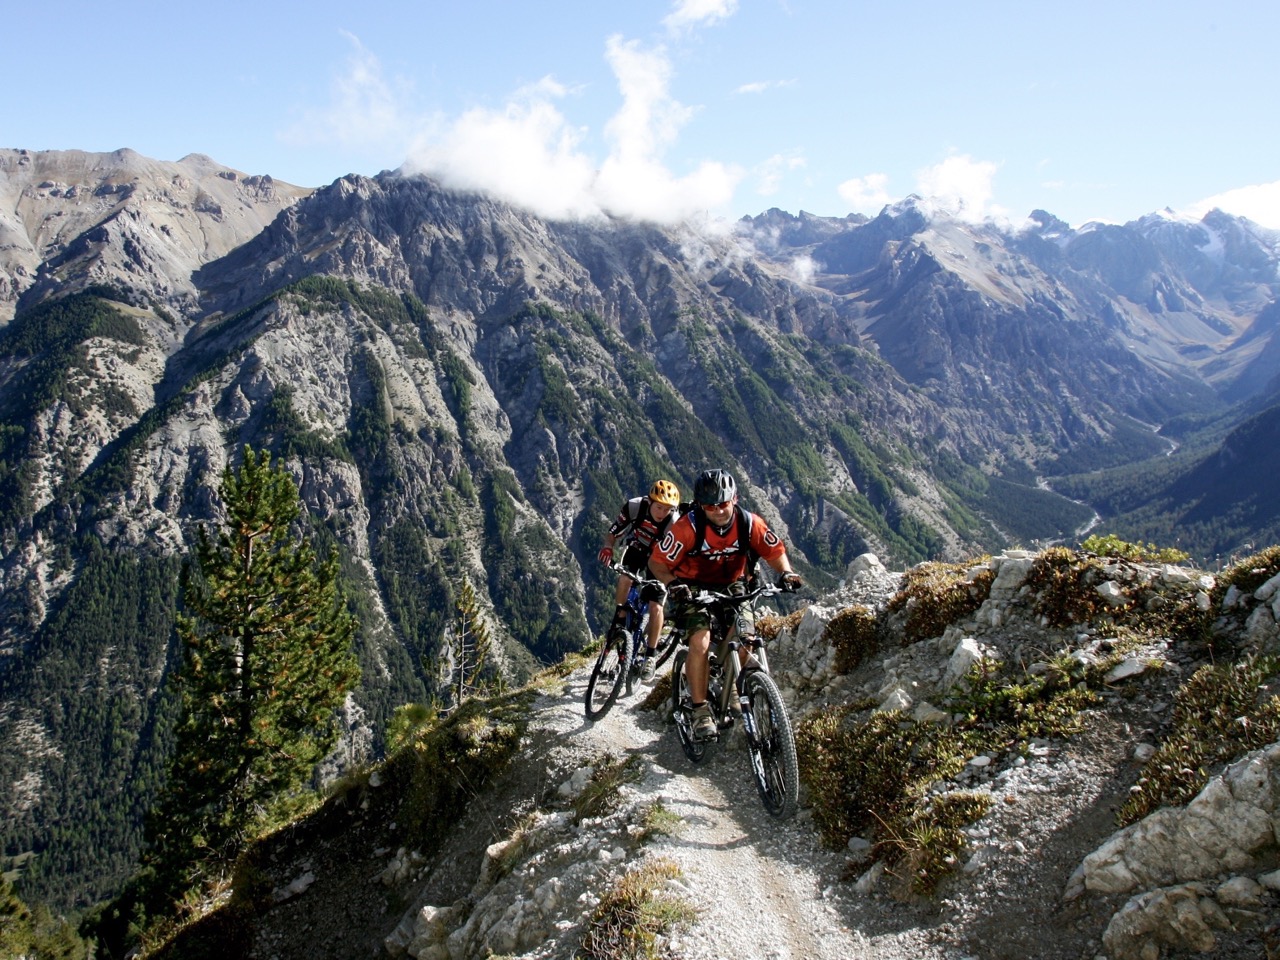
[649,479,680,507]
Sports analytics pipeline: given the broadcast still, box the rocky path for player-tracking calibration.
[531,662,955,960]
[246,557,1280,960]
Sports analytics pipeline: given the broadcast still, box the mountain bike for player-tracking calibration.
[670,581,800,818]
[584,563,680,720]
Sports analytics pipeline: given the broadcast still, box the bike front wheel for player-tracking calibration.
[651,622,680,673]
[742,670,799,818]
[670,650,708,763]
[585,630,628,720]
[623,609,648,697]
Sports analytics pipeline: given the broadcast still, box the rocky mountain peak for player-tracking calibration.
[0,147,311,323]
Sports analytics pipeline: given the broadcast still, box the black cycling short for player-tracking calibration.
[621,543,667,604]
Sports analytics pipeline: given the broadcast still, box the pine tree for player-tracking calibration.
[444,575,495,709]
[0,875,90,959]
[0,874,34,958]
[145,446,360,890]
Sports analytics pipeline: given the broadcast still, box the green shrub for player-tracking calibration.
[1211,545,1280,602]
[573,754,643,825]
[638,800,684,839]
[1081,533,1188,564]
[887,559,993,644]
[390,691,530,847]
[796,707,970,849]
[1119,654,1280,825]
[799,645,1110,895]
[1024,547,1121,627]
[579,859,697,960]
[950,655,1103,745]
[878,792,993,896]
[385,702,440,753]
[821,605,879,674]
[757,608,804,642]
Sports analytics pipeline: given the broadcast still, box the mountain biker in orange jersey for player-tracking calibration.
[648,468,802,739]
[598,479,683,681]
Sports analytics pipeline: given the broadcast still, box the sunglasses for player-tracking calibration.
[702,500,734,511]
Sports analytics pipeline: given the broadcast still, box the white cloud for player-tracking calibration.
[600,38,689,166]
[915,154,1004,223]
[1185,180,1280,230]
[406,34,742,223]
[734,79,797,95]
[838,156,1026,226]
[790,254,817,283]
[663,0,739,32]
[837,173,892,214]
[406,80,604,220]
[755,153,806,197]
[282,33,417,155]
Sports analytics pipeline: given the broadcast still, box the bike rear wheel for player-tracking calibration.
[671,650,708,763]
[585,630,629,720]
[743,670,799,818]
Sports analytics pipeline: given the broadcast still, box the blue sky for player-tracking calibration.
[7,0,1279,229]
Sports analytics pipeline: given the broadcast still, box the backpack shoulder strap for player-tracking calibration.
[691,506,758,563]
[692,507,708,555]
[737,507,759,572]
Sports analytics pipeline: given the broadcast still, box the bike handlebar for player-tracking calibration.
[605,560,664,587]
[605,560,800,603]
[684,581,785,606]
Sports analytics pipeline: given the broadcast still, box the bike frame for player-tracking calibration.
[690,584,777,727]
[613,562,651,664]
[611,561,678,671]
[583,562,678,722]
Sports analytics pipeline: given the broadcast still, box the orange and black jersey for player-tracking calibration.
[650,507,785,587]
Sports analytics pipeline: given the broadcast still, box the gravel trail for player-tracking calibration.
[543,661,957,960]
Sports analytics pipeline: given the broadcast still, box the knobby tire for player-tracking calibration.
[623,609,648,697]
[585,630,629,720]
[743,670,799,818]
[671,650,708,763]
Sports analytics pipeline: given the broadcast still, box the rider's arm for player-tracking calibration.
[648,554,675,585]
[750,514,801,587]
[763,547,805,590]
[600,501,636,563]
[648,526,686,585]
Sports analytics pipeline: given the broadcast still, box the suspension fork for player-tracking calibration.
[724,638,756,737]
[731,637,769,740]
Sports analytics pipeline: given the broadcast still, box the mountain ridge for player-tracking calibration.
[2,147,1279,916]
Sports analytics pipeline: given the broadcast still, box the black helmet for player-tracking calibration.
[694,469,737,505]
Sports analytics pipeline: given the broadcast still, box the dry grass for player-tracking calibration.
[579,858,698,960]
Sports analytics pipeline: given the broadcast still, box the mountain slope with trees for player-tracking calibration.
[0,148,1278,919]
